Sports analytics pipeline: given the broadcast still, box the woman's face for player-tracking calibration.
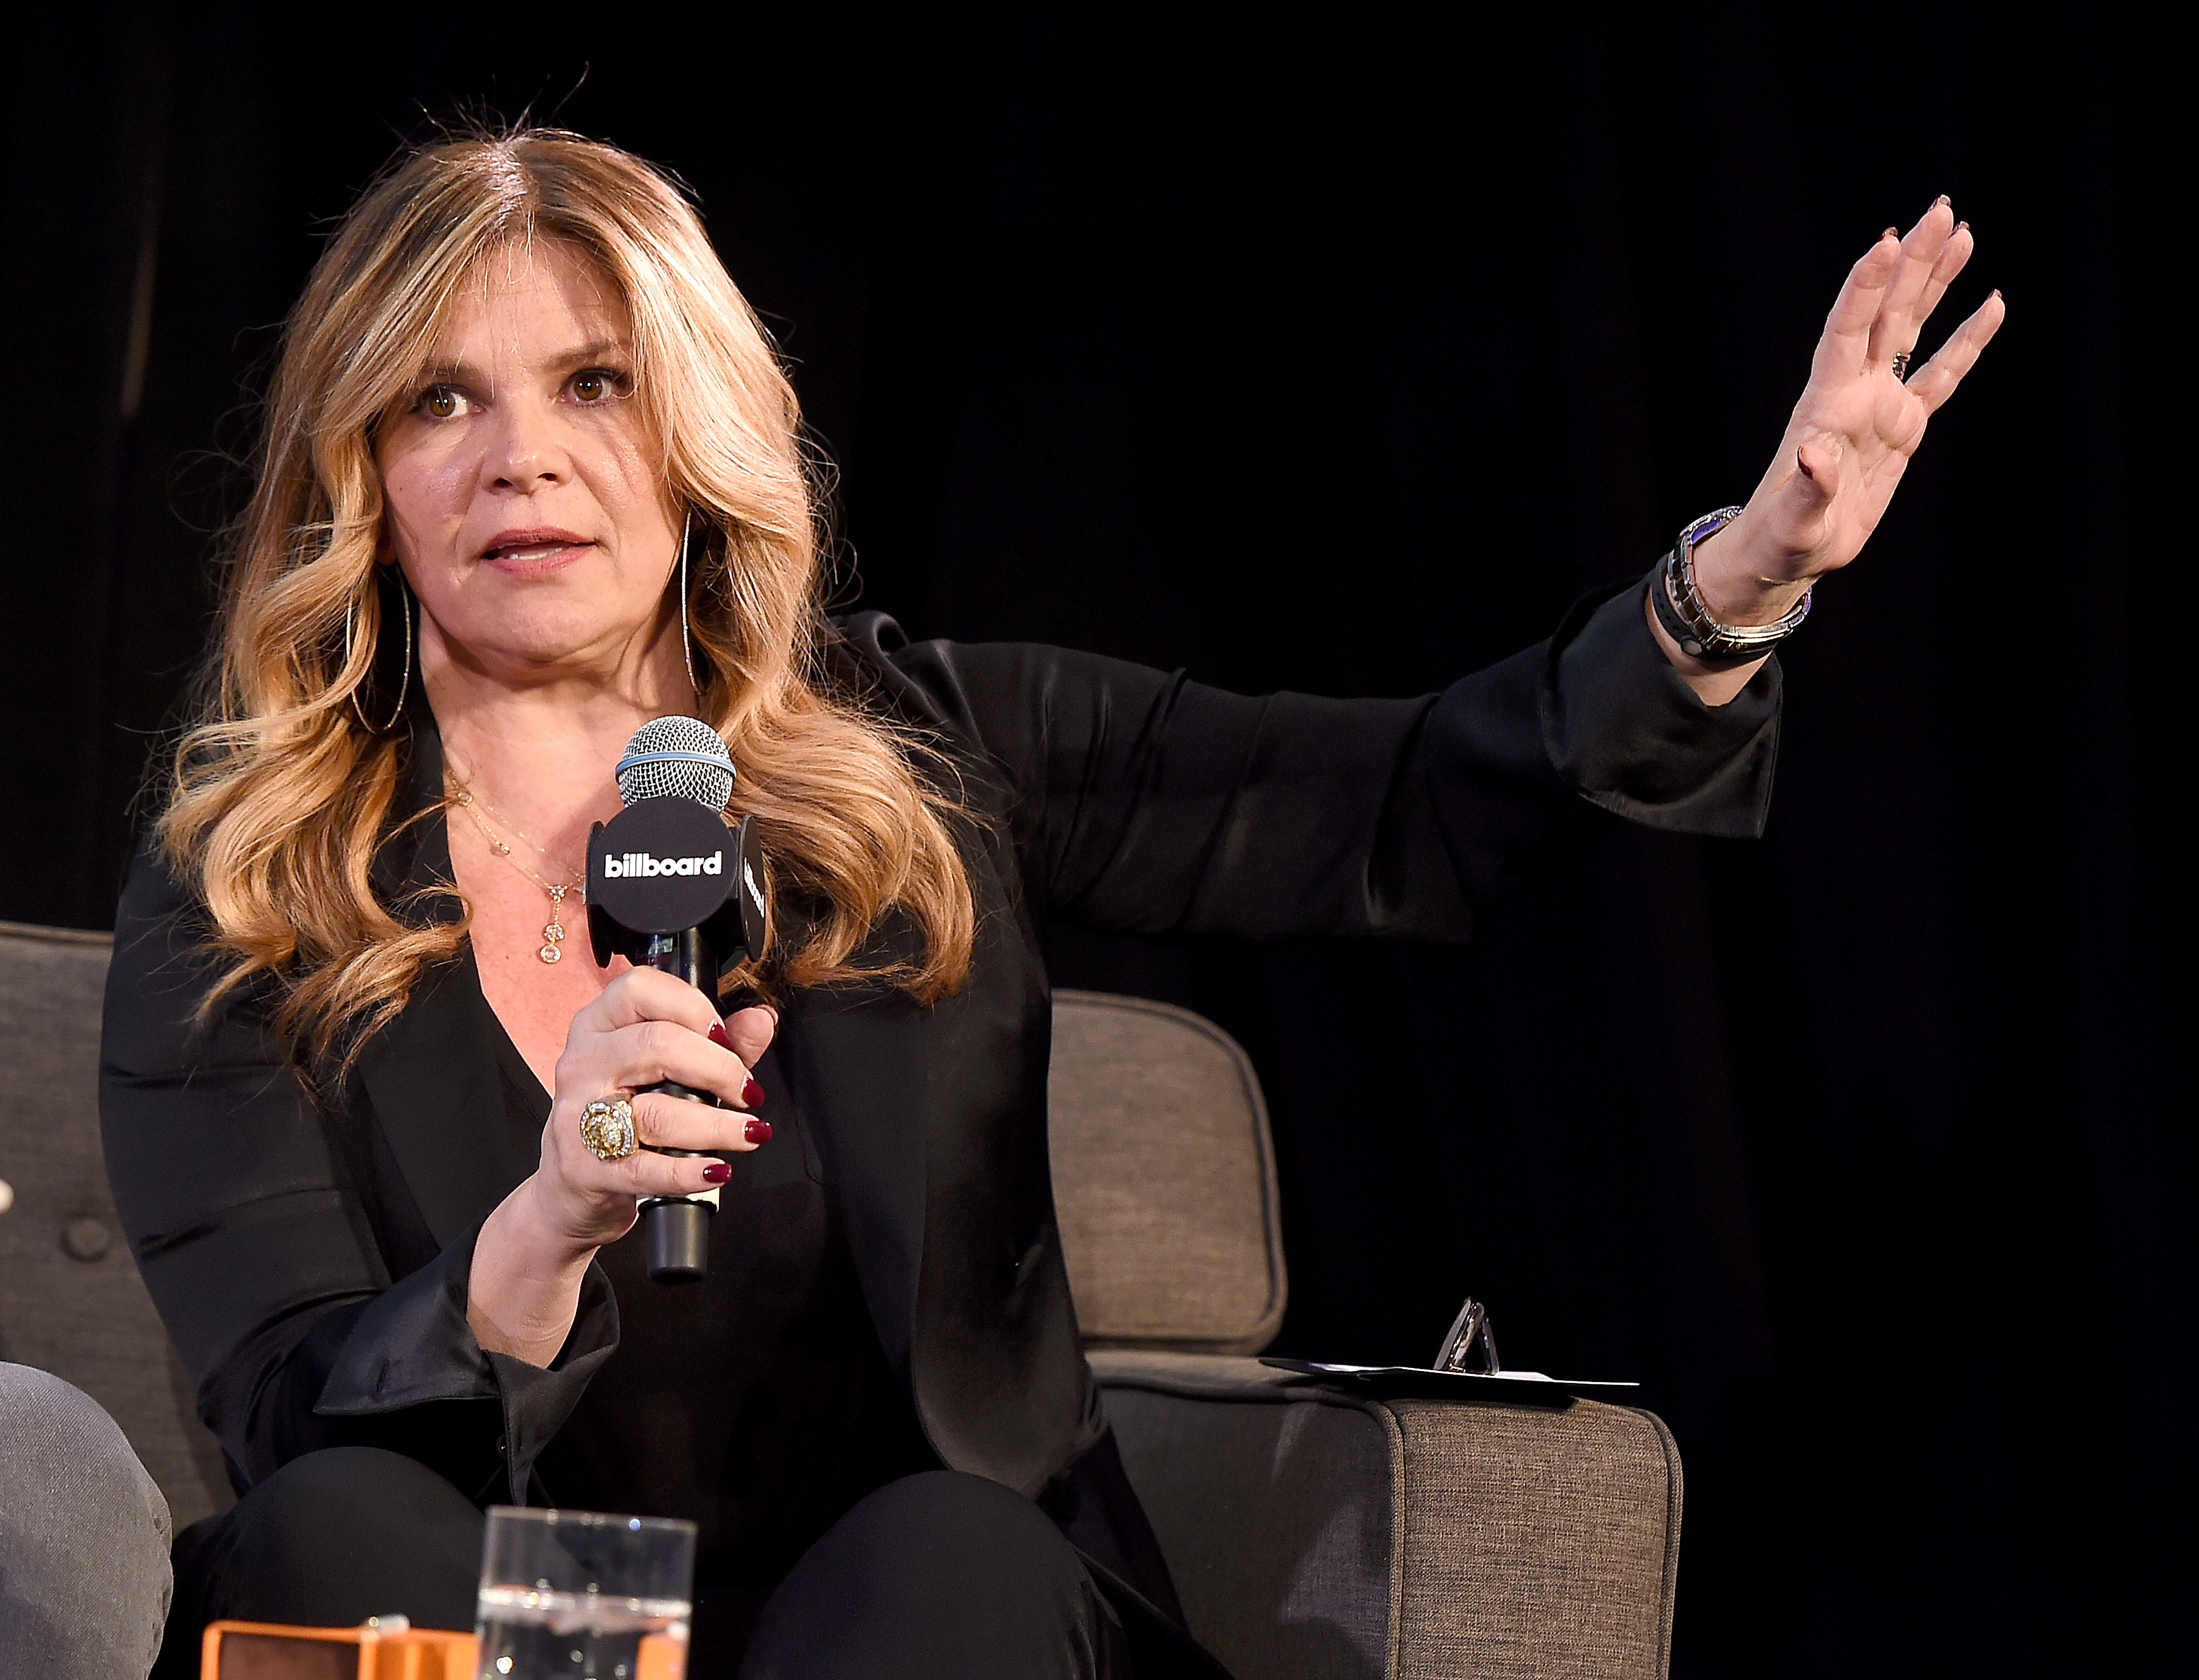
[376,239,682,692]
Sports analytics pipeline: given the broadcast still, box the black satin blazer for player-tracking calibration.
[100,577,1778,1523]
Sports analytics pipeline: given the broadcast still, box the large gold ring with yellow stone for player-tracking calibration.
[580,1097,638,1162]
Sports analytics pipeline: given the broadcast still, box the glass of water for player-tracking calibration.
[475,1505,697,1680]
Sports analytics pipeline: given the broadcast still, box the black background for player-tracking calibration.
[2,2,2178,1671]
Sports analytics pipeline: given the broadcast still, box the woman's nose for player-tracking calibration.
[482,397,569,489]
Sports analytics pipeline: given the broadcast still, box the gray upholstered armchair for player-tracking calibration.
[0,925,1681,1678]
[1047,991,1682,1679]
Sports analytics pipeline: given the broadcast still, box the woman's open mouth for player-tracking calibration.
[478,528,594,575]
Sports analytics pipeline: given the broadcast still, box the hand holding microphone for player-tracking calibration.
[531,972,774,1239]
[470,968,773,1364]
[583,716,771,1282]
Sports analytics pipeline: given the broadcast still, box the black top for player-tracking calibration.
[479,1031,941,1655]
[100,578,1779,1657]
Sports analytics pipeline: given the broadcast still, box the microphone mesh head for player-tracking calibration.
[616,716,736,810]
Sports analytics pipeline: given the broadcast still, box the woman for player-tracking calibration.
[100,129,1998,1678]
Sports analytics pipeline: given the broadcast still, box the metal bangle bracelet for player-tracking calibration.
[1652,505,1811,663]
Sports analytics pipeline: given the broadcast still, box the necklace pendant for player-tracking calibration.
[538,884,571,965]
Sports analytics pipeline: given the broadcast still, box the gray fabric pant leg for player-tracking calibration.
[0,1364,174,1680]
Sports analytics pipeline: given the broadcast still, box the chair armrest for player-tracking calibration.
[1090,1351,1682,1680]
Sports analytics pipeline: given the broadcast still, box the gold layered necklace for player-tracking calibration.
[445,771,586,965]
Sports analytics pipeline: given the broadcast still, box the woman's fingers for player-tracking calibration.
[603,1141,732,1200]
[531,1103,727,1236]
[1785,438,1840,515]
[630,1092,767,1154]
[541,965,789,1227]
[560,968,779,1111]
[1905,290,2007,414]
[575,964,724,1041]
[1911,221,1975,331]
[591,1017,758,1108]
[1813,234,1903,385]
[1867,198,1959,368]
[718,1003,778,1069]
[1746,439,1842,565]
[549,1090,754,1196]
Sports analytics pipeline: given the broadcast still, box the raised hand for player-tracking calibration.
[1683,197,2005,641]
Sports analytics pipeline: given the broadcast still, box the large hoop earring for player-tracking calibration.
[678,508,701,699]
[344,568,412,732]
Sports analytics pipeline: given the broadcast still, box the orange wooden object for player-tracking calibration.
[199,1619,685,1679]
[200,1620,476,1679]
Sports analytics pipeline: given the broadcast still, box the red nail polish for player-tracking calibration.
[709,1023,734,1050]
[744,1118,773,1145]
[701,1160,731,1185]
[742,1078,765,1107]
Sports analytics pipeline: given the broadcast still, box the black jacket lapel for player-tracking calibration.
[778,973,930,1384]
[359,950,537,1249]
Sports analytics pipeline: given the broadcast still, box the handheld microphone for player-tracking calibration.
[586,716,768,1284]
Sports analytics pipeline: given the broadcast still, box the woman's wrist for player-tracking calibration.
[1687,520,1813,627]
[498,1172,605,1273]
[467,1174,600,1365]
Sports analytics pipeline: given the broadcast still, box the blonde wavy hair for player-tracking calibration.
[159,128,976,1072]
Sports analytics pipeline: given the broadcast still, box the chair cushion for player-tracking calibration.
[1049,991,1286,1353]
[1385,1397,1680,1679]
[0,922,232,1529]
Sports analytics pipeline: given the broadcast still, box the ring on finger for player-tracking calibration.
[580,1096,639,1162]
[1891,349,1914,380]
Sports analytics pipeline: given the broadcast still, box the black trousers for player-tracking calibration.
[155,1448,1139,1679]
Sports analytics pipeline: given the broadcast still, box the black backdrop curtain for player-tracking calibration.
[1,3,2178,1671]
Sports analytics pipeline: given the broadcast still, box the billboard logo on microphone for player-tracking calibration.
[602,850,724,879]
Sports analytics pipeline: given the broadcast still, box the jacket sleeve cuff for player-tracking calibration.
[1540,572,1782,837]
[313,1220,621,1504]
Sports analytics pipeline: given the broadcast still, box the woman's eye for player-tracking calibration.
[414,385,469,420]
[569,369,627,404]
